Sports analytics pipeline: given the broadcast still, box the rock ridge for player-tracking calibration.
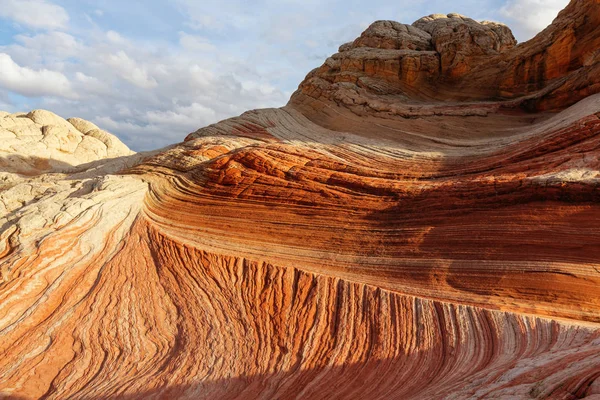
[2,1,600,398]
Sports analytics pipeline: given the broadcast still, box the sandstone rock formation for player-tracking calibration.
[296,0,600,114]
[2,0,600,399]
[0,110,134,177]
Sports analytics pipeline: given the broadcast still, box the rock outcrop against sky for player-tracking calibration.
[1,0,600,399]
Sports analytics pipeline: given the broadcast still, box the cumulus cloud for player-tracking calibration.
[500,0,569,40]
[74,72,111,96]
[0,53,75,98]
[0,26,289,150]
[13,32,82,58]
[104,51,159,89]
[0,0,69,30]
[146,103,217,129]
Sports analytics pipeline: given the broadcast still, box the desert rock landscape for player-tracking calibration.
[1,0,600,398]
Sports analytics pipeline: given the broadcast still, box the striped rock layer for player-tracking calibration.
[2,0,600,399]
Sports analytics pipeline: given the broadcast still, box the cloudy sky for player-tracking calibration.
[0,0,568,150]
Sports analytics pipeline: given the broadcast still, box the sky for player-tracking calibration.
[0,0,569,150]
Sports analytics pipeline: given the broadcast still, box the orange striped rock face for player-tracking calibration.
[2,1,600,399]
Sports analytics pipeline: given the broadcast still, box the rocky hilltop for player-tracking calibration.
[1,0,600,399]
[295,0,600,112]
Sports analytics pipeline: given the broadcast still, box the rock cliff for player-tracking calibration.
[1,0,600,399]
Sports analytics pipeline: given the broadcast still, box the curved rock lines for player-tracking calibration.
[2,98,600,399]
[2,0,600,398]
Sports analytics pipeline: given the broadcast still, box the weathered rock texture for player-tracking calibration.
[2,0,600,399]
[0,110,134,176]
[296,0,600,113]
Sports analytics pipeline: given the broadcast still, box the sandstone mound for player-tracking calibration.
[2,0,600,399]
[0,110,134,177]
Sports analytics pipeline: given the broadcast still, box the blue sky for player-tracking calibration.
[0,0,568,150]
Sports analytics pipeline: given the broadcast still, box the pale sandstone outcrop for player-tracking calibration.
[0,110,134,175]
[1,1,600,399]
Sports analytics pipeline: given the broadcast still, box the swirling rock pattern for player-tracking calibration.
[2,1,600,399]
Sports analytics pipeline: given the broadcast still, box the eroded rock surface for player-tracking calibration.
[0,110,134,178]
[294,0,600,114]
[2,0,600,399]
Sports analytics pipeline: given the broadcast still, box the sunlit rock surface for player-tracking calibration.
[0,110,134,176]
[1,0,600,398]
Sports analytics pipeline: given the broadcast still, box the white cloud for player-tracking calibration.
[0,0,69,30]
[500,0,568,40]
[13,32,82,58]
[0,53,75,98]
[94,116,141,133]
[104,51,158,89]
[106,30,126,44]
[146,103,217,127]
[6,26,290,150]
[178,32,216,52]
[74,72,111,96]
[0,0,372,150]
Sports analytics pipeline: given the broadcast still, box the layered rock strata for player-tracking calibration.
[2,0,600,399]
[294,0,600,114]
